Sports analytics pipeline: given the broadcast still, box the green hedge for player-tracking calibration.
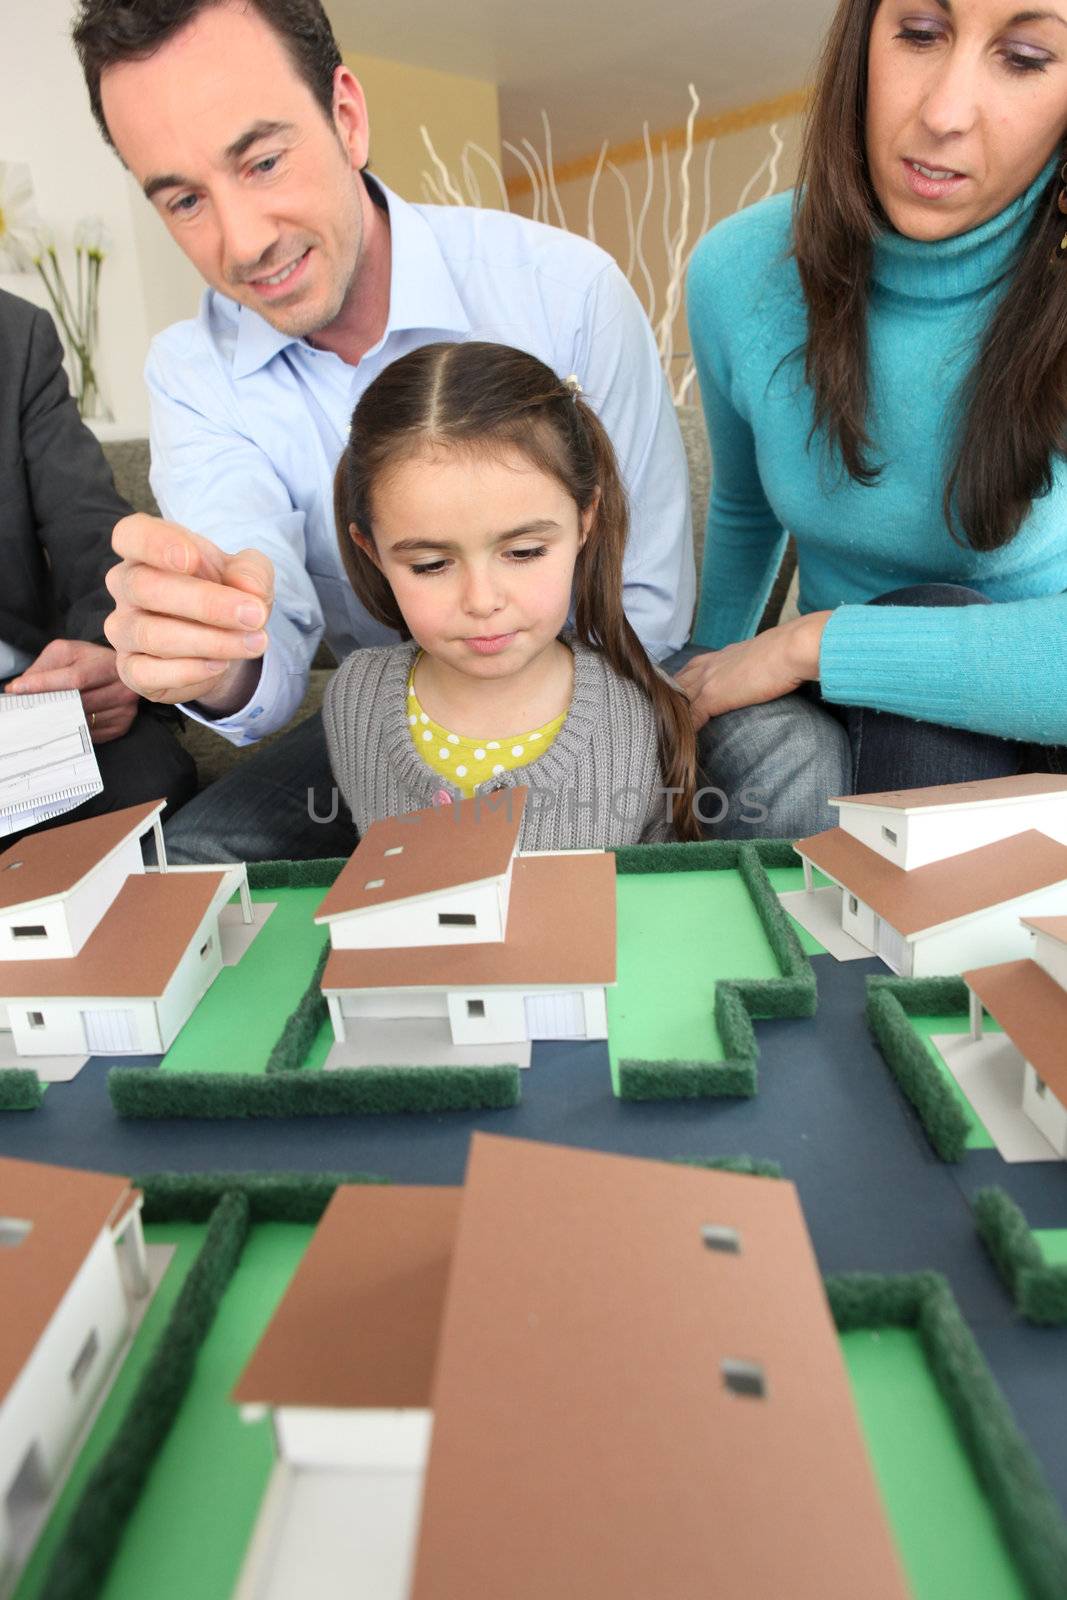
[110,1063,521,1119]
[866,977,971,1162]
[826,1271,1067,1600]
[616,840,817,1102]
[674,1154,783,1178]
[137,1169,387,1224]
[0,1066,43,1111]
[265,944,330,1075]
[974,1188,1067,1327]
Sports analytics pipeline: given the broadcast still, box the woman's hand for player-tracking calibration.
[674,612,831,732]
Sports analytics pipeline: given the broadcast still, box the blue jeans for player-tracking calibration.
[163,709,357,864]
[667,584,1063,840]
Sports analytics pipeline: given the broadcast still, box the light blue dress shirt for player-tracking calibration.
[146,179,694,745]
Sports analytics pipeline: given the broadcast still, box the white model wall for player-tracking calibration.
[9,998,160,1057]
[913,887,1067,976]
[905,800,1067,869]
[835,809,907,868]
[62,837,146,957]
[447,989,527,1045]
[0,1231,129,1577]
[841,891,877,951]
[0,900,73,962]
[339,993,449,1020]
[1022,1066,1067,1156]
[155,907,225,1051]
[273,1408,432,1473]
[1031,931,1067,992]
[328,881,505,950]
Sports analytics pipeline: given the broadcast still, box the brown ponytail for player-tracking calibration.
[333,340,699,839]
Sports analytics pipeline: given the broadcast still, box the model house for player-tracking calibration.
[1,1158,148,1593]
[794,827,1067,977]
[829,773,1067,872]
[0,799,251,1059]
[231,1134,910,1600]
[316,791,616,1051]
[964,916,1067,1159]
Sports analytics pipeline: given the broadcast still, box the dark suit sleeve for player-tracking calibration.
[19,305,131,644]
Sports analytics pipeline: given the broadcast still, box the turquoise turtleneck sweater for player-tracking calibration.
[685,160,1067,744]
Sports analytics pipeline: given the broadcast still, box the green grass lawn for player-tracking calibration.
[844,1327,1027,1600]
[906,1016,1006,1151]
[607,868,784,1092]
[161,887,330,1076]
[1035,1229,1067,1267]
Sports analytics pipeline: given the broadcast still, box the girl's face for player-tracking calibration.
[355,442,591,683]
[866,0,1067,241]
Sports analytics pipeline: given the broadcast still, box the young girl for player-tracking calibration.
[326,340,698,847]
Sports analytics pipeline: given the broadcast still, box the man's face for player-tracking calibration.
[100,1,370,336]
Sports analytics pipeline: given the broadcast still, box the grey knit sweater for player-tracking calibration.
[323,639,671,849]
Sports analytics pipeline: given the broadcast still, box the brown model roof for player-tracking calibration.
[0,1157,139,1401]
[0,799,163,913]
[233,1186,460,1410]
[410,1134,909,1600]
[1022,916,1067,949]
[0,869,227,999]
[322,851,615,993]
[964,959,1067,1106]
[832,772,1067,814]
[794,828,1067,939]
[315,791,526,924]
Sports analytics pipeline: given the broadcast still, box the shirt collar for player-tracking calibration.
[231,175,470,379]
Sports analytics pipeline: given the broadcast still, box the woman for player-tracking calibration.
[679,0,1067,837]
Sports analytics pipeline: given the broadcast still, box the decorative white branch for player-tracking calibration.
[419,94,790,401]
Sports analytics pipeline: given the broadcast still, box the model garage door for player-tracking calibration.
[81,1009,138,1053]
[524,992,586,1040]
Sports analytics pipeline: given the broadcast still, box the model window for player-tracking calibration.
[69,1328,100,1395]
[467,999,486,1018]
[27,1011,44,1029]
[882,826,898,846]
[848,895,858,915]
[0,1218,32,1248]
[721,1359,766,1399]
[199,937,213,959]
[1036,1075,1048,1099]
[440,913,477,926]
[11,924,47,940]
[384,846,404,857]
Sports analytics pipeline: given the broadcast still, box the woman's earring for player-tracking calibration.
[1053,161,1067,263]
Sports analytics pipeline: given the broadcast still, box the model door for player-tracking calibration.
[524,992,586,1040]
[873,918,911,976]
[81,1008,138,1053]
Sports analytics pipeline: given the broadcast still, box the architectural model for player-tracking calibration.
[315,790,616,1066]
[231,1134,910,1600]
[964,916,1067,1159]
[0,800,251,1063]
[795,775,1067,976]
[0,1157,148,1596]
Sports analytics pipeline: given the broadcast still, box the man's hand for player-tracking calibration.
[6,639,139,745]
[674,612,832,732]
[105,513,274,715]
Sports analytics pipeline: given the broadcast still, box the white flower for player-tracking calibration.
[73,216,112,258]
[0,162,40,274]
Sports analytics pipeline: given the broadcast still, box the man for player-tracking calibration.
[73,0,694,861]
[0,288,197,832]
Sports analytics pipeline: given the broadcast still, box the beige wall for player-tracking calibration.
[508,110,804,394]
[343,52,501,204]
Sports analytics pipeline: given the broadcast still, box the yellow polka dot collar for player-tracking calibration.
[406,659,567,798]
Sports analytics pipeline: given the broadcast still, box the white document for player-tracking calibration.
[0,689,102,838]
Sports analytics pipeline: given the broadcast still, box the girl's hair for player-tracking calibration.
[333,340,699,839]
[794,0,1067,551]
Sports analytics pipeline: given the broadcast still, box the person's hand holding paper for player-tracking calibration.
[6,639,138,744]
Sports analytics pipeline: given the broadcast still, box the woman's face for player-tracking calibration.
[866,0,1067,240]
